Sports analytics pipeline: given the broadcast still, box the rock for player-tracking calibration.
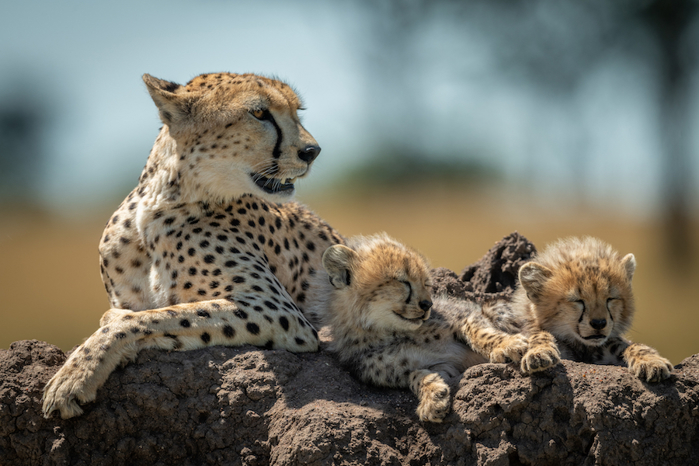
[2,232,698,465]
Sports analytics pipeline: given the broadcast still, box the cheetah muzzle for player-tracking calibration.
[250,173,297,195]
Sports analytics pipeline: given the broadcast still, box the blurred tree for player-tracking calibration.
[340,150,497,192]
[355,0,698,270]
[465,0,698,269]
[359,0,430,154]
[638,0,697,270]
[0,79,50,205]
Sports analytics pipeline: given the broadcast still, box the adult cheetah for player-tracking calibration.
[43,72,343,419]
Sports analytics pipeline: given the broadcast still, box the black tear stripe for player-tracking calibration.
[261,110,283,159]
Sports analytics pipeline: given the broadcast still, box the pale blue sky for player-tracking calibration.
[1,0,697,217]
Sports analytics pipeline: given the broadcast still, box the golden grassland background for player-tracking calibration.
[1,186,697,364]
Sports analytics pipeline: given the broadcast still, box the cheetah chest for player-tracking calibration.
[139,197,338,312]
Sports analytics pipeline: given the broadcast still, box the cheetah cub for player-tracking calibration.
[513,236,673,382]
[306,234,530,422]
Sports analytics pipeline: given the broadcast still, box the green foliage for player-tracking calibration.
[336,150,500,191]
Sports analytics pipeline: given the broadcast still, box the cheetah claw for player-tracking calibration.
[489,334,529,364]
[520,343,561,374]
[42,369,94,419]
[629,356,673,383]
[416,374,451,422]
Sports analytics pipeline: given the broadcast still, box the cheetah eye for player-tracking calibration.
[251,109,267,120]
[574,300,585,311]
[400,280,412,304]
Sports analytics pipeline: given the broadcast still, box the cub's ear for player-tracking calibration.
[142,74,192,126]
[621,253,636,282]
[322,245,357,289]
[518,262,553,303]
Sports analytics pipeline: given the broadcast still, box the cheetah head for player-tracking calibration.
[321,234,433,333]
[143,72,320,203]
[518,237,636,347]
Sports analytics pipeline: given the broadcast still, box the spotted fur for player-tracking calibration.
[43,72,343,419]
[306,234,529,422]
[512,236,673,382]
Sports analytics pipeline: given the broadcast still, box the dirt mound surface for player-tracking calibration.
[2,233,698,465]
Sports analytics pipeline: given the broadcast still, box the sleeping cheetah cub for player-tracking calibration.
[306,234,530,422]
[513,236,673,382]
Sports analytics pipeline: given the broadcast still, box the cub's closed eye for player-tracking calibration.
[576,300,586,311]
[400,280,412,303]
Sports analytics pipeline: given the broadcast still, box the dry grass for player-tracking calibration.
[1,187,697,364]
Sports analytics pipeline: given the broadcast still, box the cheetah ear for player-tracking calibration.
[621,253,636,282]
[143,74,192,126]
[322,245,357,289]
[518,262,553,304]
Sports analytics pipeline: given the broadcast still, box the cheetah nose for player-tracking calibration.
[590,319,607,330]
[298,145,321,163]
[419,300,433,312]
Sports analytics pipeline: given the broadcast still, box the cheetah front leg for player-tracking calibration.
[458,313,529,366]
[43,298,318,419]
[409,369,451,422]
[519,330,561,374]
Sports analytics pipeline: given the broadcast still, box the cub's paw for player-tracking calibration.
[42,363,96,419]
[489,334,529,364]
[521,343,561,374]
[416,374,451,422]
[628,354,673,383]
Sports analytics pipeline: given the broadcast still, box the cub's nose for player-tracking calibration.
[590,319,607,330]
[298,145,321,163]
[419,300,433,312]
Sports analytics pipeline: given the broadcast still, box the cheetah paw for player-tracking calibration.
[521,343,561,374]
[416,374,451,422]
[42,361,97,419]
[42,347,106,419]
[629,355,673,383]
[489,334,529,364]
